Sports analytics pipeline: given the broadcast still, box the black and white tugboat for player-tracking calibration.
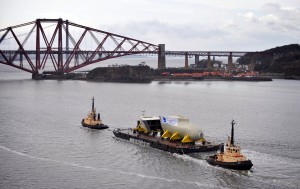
[113,115,220,154]
[81,97,109,130]
[206,120,253,170]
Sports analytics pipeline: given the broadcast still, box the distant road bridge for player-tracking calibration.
[0,18,274,74]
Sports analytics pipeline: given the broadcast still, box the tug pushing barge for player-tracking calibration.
[113,115,220,154]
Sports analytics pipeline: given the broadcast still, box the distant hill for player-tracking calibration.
[237,44,300,76]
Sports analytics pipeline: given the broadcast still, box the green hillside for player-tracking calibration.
[237,44,300,76]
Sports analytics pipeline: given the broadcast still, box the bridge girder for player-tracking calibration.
[0,18,285,74]
[0,18,158,73]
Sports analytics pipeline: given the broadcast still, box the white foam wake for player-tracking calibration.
[0,145,224,188]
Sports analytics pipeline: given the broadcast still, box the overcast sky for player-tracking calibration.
[0,0,299,51]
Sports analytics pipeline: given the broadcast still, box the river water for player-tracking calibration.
[0,64,300,189]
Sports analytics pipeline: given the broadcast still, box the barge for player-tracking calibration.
[113,115,220,154]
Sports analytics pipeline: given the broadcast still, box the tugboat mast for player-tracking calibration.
[92,97,95,112]
[231,120,235,145]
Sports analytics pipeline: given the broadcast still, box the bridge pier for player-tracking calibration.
[207,52,212,70]
[158,44,166,70]
[185,52,189,69]
[227,52,234,71]
[195,55,199,65]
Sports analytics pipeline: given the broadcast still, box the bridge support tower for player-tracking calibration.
[66,20,69,61]
[158,44,166,70]
[227,52,234,71]
[185,52,189,69]
[57,18,63,75]
[195,55,199,65]
[207,52,212,70]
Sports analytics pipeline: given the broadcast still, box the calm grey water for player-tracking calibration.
[0,66,300,189]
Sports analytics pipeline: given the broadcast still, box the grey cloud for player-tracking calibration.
[261,3,300,31]
[102,21,228,41]
[262,3,281,12]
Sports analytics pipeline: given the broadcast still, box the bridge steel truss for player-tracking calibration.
[0,18,159,74]
[1,18,284,73]
[166,51,249,57]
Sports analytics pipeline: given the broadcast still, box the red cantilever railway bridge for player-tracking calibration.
[0,18,272,74]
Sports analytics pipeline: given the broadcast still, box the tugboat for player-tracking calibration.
[113,115,220,154]
[206,120,253,170]
[81,97,109,130]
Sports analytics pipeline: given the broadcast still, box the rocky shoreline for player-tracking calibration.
[32,65,300,82]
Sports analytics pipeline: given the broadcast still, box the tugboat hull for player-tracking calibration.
[113,129,220,154]
[81,120,109,130]
[206,156,253,170]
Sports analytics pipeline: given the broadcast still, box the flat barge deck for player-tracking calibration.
[113,128,220,154]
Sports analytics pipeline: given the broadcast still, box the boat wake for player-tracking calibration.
[236,149,299,188]
[243,149,300,182]
[0,145,223,188]
[243,149,300,167]
[173,153,207,166]
[173,152,299,188]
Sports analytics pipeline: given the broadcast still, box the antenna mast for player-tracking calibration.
[92,97,95,112]
[231,120,235,145]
